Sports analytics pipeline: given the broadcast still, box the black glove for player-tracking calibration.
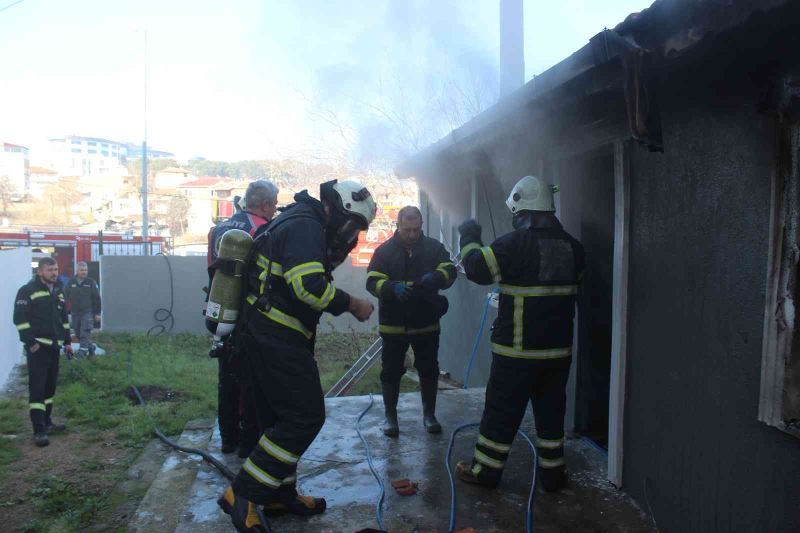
[391,281,413,303]
[458,218,483,249]
[418,271,441,292]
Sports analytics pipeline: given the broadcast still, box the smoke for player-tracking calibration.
[307,0,500,171]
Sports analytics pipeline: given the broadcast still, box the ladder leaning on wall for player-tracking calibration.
[325,337,383,398]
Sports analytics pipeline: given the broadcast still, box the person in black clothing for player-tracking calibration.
[366,206,456,437]
[208,180,278,457]
[218,180,377,532]
[13,257,73,447]
[455,175,584,493]
[64,261,101,357]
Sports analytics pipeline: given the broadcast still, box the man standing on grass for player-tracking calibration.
[366,206,457,437]
[65,261,101,358]
[13,257,73,447]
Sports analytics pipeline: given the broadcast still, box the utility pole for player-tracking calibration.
[141,29,149,255]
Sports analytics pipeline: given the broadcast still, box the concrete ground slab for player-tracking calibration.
[181,389,654,533]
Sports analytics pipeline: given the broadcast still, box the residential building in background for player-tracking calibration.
[0,142,30,197]
[47,135,128,177]
[125,143,174,160]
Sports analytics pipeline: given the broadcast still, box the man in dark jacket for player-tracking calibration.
[208,180,278,457]
[13,257,73,447]
[218,180,377,531]
[455,175,584,493]
[64,261,101,358]
[366,206,456,437]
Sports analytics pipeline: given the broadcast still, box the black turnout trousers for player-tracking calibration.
[27,344,60,433]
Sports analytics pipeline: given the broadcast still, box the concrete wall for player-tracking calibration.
[621,90,800,532]
[101,255,377,336]
[0,247,32,388]
[101,256,208,335]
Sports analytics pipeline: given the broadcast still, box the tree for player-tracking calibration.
[167,195,191,237]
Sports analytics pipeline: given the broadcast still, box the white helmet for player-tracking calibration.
[506,175,557,213]
[332,180,377,228]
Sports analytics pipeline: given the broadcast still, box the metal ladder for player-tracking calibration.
[325,337,383,398]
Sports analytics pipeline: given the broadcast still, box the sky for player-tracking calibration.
[0,0,651,163]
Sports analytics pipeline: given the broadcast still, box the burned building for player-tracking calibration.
[400,0,800,531]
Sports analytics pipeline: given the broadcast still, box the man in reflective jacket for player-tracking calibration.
[455,175,584,492]
[13,257,73,447]
[218,180,377,532]
[366,206,456,436]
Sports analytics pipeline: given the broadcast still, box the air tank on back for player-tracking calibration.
[205,229,252,339]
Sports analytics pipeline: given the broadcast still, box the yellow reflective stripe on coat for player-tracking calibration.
[282,475,297,485]
[284,262,325,284]
[460,243,481,258]
[477,434,511,453]
[436,262,454,282]
[366,271,389,280]
[256,253,284,277]
[242,458,282,488]
[258,308,313,339]
[379,323,440,335]
[538,456,565,468]
[289,276,336,311]
[16,322,31,331]
[35,337,54,346]
[29,402,46,411]
[499,284,579,297]
[480,246,501,282]
[375,279,387,295]
[474,449,504,469]
[513,296,524,350]
[491,343,572,359]
[247,294,313,339]
[535,436,564,449]
[62,323,70,329]
[30,290,49,300]
[258,435,299,464]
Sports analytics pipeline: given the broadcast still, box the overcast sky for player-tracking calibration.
[0,0,650,162]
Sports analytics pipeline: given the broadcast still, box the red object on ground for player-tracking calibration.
[454,528,478,533]
[390,478,419,496]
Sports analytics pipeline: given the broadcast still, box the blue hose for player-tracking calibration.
[356,394,387,532]
[445,422,538,533]
[462,290,497,389]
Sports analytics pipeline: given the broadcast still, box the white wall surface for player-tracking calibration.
[0,247,33,388]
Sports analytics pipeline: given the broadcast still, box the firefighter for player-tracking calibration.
[454,175,584,492]
[64,261,101,358]
[208,179,279,457]
[13,257,73,447]
[218,179,376,532]
[366,206,456,436]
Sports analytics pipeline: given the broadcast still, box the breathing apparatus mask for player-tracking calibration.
[320,180,376,268]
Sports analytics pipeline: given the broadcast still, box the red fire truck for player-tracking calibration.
[0,230,169,278]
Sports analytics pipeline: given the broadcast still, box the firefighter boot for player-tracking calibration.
[264,484,327,516]
[420,376,442,434]
[31,409,49,447]
[217,486,268,533]
[455,460,501,489]
[45,404,66,433]
[382,382,400,437]
[540,465,568,492]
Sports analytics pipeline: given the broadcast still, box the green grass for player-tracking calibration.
[58,332,218,447]
[0,397,25,480]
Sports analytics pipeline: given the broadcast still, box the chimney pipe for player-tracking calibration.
[499,0,524,96]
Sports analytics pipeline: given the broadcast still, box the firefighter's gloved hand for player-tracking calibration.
[392,282,413,303]
[418,272,440,292]
[458,218,483,249]
[64,344,74,360]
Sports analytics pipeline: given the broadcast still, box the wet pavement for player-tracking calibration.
[176,388,654,533]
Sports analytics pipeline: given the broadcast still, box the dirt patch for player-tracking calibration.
[123,385,183,405]
[0,409,136,532]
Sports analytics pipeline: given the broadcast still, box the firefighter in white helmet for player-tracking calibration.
[218,180,377,532]
[455,175,584,492]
